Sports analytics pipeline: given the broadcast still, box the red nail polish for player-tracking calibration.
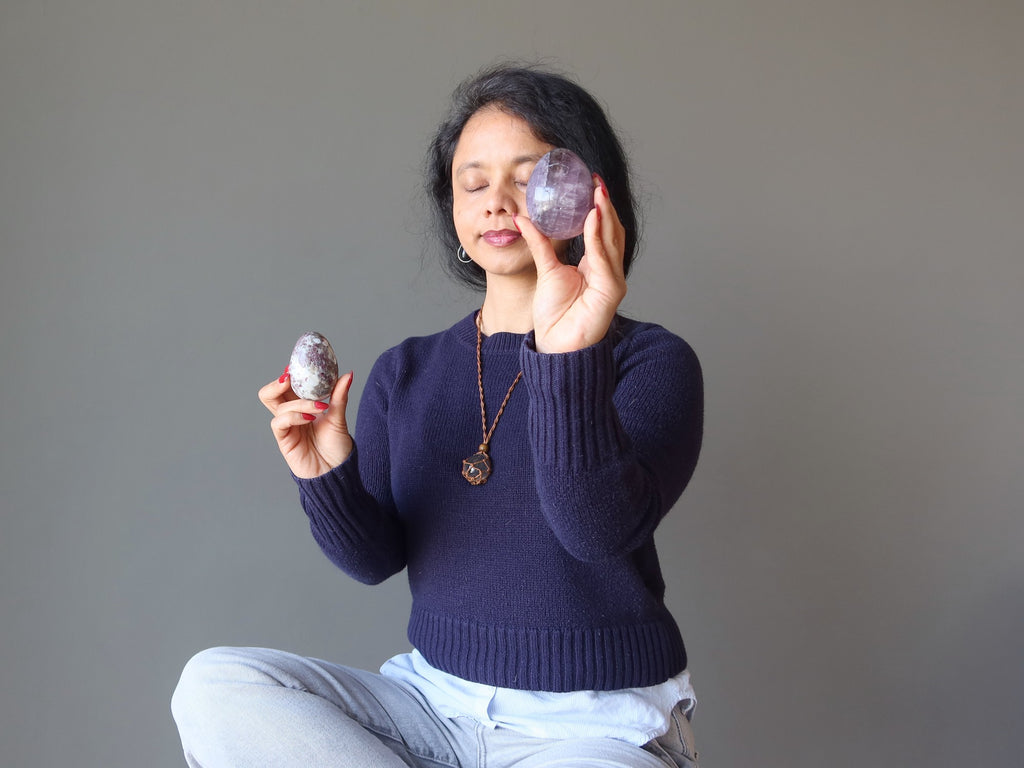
[512,214,521,233]
[302,413,316,421]
[314,401,329,411]
[279,364,290,383]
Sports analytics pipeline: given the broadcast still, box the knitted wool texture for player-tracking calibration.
[296,312,703,692]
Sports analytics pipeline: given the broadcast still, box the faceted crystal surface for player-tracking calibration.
[289,331,338,401]
[526,148,594,239]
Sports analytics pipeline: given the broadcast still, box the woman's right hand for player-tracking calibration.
[258,368,355,479]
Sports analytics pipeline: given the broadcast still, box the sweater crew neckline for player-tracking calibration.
[451,311,529,355]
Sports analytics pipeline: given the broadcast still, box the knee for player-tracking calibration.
[171,646,247,728]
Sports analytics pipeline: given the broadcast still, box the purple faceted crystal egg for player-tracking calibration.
[289,331,338,401]
[525,148,594,240]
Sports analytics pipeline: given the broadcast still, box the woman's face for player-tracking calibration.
[451,107,566,280]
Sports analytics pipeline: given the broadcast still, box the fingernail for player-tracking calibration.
[512,214,521,233]
[279,364,289,383]
[314,401,329,411]
[302,413,316,421]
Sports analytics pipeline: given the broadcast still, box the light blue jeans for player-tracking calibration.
[171,646,699,768]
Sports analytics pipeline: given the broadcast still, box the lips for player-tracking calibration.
[481,229,521,247]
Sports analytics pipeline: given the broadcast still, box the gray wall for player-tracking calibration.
[2,2,1021,766]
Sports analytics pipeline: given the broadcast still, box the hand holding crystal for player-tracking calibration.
[517,175,627,354]
[258,364,355,480]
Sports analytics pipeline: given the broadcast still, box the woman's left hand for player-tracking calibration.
[517,176,627,354]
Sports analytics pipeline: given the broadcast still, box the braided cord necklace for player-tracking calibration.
[461,311,523,485]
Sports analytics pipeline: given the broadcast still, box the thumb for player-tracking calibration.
[514,214,561,275]
[324,371,355,433]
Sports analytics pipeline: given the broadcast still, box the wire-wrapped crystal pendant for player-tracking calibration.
[462,446,492,485]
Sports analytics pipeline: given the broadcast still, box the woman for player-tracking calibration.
[172,63,703,768]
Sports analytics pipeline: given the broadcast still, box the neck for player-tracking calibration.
[479,279,535,335]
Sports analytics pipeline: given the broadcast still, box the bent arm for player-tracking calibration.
[522,322,703,562]
[293,354,407,584]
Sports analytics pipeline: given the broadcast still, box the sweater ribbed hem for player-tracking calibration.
[408,608,686,692]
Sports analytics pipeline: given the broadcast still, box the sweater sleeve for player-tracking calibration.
[520,321,703,562]
[293,350,407,584]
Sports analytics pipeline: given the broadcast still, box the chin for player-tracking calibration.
[477,249,534,274]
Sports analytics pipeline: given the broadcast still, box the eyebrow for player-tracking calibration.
[455,153,545,176]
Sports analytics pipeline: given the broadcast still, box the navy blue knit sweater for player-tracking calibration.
[295,311,703,692]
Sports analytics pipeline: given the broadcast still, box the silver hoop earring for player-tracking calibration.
[457,246,472,264]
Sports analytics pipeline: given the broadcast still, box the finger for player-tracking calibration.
[269,408,319,440]
[583,178,626,280]
[258,366,297,412]
[593,175,625,253]
[593,174,624,232]
[271,370,352,420]
[513,214,562,274]
[580,204,611,275]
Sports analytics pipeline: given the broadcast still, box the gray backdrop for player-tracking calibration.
[2,2,1021,767]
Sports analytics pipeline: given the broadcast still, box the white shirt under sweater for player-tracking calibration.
[381,649,696,746]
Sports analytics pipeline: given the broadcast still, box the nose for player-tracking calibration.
[484,179,519,217]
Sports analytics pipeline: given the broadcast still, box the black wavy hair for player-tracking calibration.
[425,63,640,290]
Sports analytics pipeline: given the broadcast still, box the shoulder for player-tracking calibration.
[610,315,704,442]
[610,315,701,377]
[369,312,476,384]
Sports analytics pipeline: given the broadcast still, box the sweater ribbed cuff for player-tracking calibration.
[521,334,624,469]
[293,447,375,547]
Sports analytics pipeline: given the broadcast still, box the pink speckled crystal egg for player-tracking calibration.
[525,148,594,239]
[289,331,338,401]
